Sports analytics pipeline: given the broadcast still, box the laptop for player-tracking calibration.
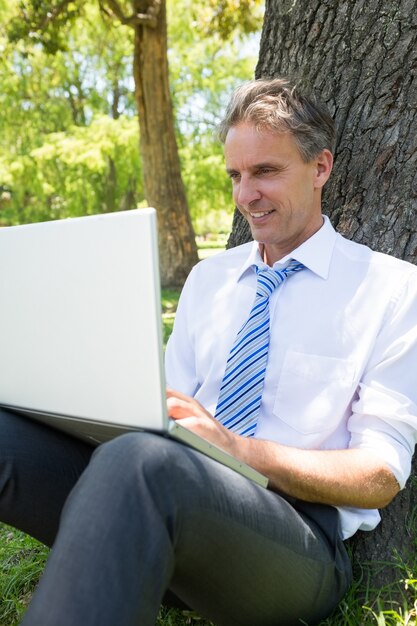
[0,208,268,488]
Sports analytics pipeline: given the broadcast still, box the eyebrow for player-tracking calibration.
[226,161,285,175]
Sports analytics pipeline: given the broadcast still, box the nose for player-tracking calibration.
[234,175,261,208]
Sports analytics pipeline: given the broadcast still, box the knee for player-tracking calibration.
[91,432,190,488]
[85,433,221,529]
[85,433,198,527]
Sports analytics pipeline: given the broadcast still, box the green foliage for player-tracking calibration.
[0,0,259,233]
[1,115,142,224]
[7,0,84,54]
[167,0,260,233]
[0,43,74,152]
[0,2,134,138]
[193,0,264,40]
[0,1,140,226]
[179,141,233,234]
[168,0,260,128]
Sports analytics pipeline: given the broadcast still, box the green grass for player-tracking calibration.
[0,525,48,626]
[1,286,416,625]
[195,234,228,249]
[320,560,417,626]
[1,522,415,626]
[161,288,180,345]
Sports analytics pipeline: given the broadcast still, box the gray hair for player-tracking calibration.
[218,78,336,162]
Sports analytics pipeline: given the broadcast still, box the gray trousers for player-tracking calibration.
[0,408,93,545]
[0,409,352,626]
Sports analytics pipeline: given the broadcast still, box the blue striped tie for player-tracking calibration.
[214,260,304,437]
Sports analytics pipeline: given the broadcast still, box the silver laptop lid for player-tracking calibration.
[0,208,168,431]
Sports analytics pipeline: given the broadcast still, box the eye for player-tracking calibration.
[257,167,274,176]
[228,171,241,181]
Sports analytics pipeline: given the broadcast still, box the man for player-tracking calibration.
[10,78,417,625]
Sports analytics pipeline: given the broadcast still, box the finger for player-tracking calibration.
[166,388,214,421]
[166,396,196,418]
[166,388,193,402]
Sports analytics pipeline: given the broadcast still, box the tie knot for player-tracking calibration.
[255,260,304,298]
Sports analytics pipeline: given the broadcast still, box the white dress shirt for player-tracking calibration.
[165,216,417,539]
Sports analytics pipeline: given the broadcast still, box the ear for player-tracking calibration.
[313,149,333,189]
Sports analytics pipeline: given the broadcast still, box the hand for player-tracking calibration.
[167,393,399,509]
[166,388,213,421]
[166,388,237,453]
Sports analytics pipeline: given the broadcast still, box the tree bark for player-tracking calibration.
[132,0,198,287]
[229,0,417,588]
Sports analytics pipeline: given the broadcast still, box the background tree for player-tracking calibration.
[229,0,417,592]
[0,2,142,224]
[0,0,260,234]
[5,0,263,286]
[109,0,262,284]
[6,0,199,287]
[168,0,263,235]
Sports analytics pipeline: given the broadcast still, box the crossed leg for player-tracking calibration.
[20,432,352,626]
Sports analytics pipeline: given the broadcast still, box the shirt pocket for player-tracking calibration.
[273,351,356,434]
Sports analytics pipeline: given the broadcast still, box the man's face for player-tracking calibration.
[224,122,332,264]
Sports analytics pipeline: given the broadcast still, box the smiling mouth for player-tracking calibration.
[249,210,274,219]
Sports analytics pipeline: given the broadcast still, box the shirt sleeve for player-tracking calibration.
[164,265,200,397]
[348,269,417,488]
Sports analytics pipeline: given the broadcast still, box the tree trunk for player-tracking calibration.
[132,0,198,287]
[229,0,417,588]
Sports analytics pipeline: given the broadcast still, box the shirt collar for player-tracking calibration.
[237,215,337,281]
